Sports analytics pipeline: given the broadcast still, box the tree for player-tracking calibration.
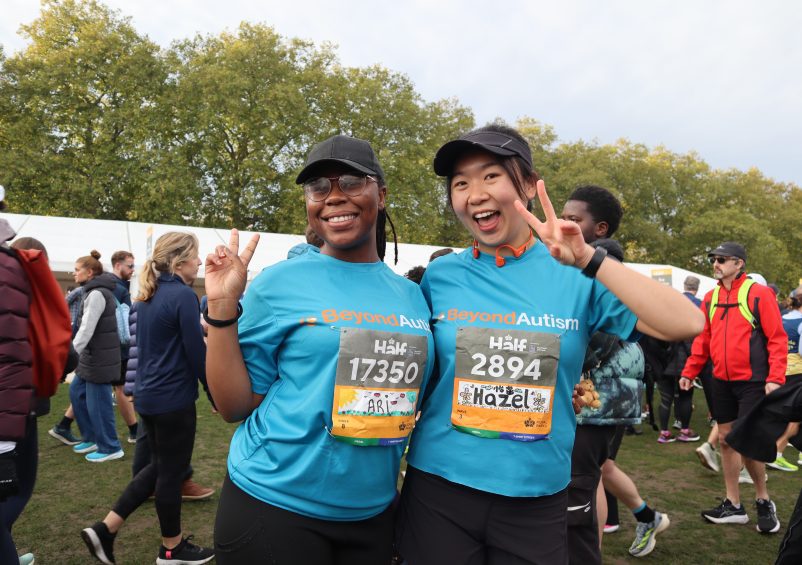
[0,0,168,220]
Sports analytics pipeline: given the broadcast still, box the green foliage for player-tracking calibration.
[0,0,168,220]
[1,1,800,289]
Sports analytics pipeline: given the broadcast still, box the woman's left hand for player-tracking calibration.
[514,180,594,268]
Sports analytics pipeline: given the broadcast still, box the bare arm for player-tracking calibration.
[205,229,264,423]
[514,181,705,341]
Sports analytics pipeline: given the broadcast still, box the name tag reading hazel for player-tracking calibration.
[452,327,560,441]
[332,328,428,446]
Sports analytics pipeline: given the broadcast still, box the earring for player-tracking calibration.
[472,240,480,259]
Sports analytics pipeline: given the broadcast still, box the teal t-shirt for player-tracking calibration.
[406,243,637,497]
[228,252,434,520]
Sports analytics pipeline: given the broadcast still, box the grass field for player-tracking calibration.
[13,384,801,564]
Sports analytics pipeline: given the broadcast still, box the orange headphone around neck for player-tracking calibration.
[472,232,535,268]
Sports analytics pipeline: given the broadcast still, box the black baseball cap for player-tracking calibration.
[708,241,747,262]
[296,135,384,184]
[433,130,533,177]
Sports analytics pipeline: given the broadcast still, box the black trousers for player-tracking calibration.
[397,466,568,565]
[0,416,37,563]
[112,403,196,538]
[214,475,394,565]
[657,374,694,430]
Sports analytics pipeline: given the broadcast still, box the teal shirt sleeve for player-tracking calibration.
[238,278,282,395]
[587,279,638,340]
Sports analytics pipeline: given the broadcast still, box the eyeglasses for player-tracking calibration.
[303,174,376,202]
[708,256,737,265]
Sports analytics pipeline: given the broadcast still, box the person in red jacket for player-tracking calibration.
[680,241,787,534]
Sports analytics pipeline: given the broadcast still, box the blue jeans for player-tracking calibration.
[69,375,121,454]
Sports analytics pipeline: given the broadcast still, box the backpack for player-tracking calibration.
[112,296,131,346]
[2,247,72,397]
[707,278,760,329]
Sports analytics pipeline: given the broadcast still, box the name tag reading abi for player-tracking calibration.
[452,327,560,441]
[332,328,428,446]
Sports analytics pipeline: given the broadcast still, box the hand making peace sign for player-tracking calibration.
[204,229,260,311]
[514,180,595,269]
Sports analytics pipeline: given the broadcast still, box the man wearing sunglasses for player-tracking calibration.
[680,242,787,534]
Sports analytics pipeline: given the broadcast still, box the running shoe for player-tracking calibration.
[702,499,749,524]
[81,522,116,564]
[603,523,620,534]
[677,428,701,442]
[755,498,780,534]
[629,512,670,557]
[672,419,682,430]
[127,434,138,444]
[768,455,798,472]
[85,450,124,463]
[739,467,754,484]
[695,442,720,472]
[73,442,97,454]
[18,553,35,565]
[49,425,80,446]
[657,431,675,444]
[157,536,214,565]
[738,467,768,484]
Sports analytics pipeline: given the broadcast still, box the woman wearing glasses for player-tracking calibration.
[395,124,705,564]
[205,135,434,564]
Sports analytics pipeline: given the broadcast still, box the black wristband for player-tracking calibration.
[581,246,608,278]
[202,303,243,328]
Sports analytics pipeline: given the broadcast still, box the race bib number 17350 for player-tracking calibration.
[332,328,428,446]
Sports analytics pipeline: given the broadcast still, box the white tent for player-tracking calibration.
[1,212,453,294]
[2,211,717,298]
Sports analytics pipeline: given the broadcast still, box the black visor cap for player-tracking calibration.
[433,131,533,177]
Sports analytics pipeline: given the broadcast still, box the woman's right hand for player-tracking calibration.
[204,229,260,314]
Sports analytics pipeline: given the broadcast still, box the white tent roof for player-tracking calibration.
[2,212,717,298]
[1,211,453,282]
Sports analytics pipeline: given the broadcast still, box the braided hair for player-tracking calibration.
[375,175,398,265]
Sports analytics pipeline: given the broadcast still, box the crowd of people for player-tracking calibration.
[1,126,801,565]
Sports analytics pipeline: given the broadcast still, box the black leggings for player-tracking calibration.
[112,403,196,538]
[657,375,693,430]
[214,475,394,565]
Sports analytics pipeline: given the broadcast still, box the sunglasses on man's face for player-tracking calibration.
[708,256,737,265]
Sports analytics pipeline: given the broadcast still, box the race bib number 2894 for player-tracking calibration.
[452,327,560,441]
[332,328,428,446]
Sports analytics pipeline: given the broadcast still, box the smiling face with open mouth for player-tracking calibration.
[449,150,536,256]
[305,164,386,263]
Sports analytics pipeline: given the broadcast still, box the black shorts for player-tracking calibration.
[711,380,765,425]
[396,466,567,565]
[215,475,393,565]
[607,425,625,461]
[566,425,617,564]
[110,359,128,387]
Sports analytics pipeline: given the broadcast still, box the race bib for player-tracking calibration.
[452,327,560,441]
[331,328,428,446]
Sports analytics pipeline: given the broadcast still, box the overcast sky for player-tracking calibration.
[3,0,801,186]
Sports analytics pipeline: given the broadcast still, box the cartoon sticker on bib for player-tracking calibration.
[452,327,560,441]
[332,328,428,446]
